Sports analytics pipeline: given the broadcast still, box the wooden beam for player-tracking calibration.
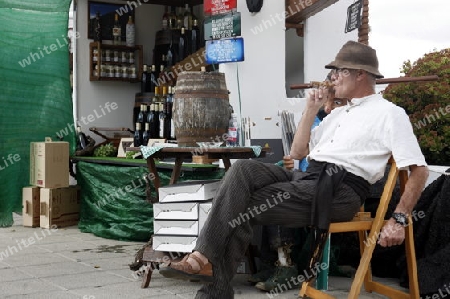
[290,75,440,90]
[285,22,304,36]
[358,0,370,45]
[285,0,340,24]
[116,0,203,6]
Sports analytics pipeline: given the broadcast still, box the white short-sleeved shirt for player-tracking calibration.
[308,94,427,184]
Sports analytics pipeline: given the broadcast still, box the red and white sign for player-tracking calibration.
[204,0,237,15]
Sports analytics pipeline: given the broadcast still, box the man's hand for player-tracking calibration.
[377,218,405,247]
[283,155,294,170]
[306,87,329,111]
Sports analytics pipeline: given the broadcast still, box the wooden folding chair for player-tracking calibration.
[299,159,420,298]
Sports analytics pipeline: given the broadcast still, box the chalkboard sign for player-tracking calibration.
[205,38,244,64]
[204,12,241,40]
[345,0,363,33]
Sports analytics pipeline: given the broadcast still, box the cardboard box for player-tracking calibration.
[199,202,213,233]
[158,180,222,203]
[40,186,80,229]
[153,220,199,236]
[22,186,40,227]
[152,235,197,253]
[30,137,69,188]
[153,202,198,220]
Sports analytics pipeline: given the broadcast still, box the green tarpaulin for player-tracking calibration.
[0,0,74,226]
[76,161,225,241]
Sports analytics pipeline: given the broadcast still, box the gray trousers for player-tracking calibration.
[194,159,360,298]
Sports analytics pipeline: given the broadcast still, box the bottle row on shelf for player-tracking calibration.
[92,11,135,47]
[134,86,175,147]
[162,4,198,31]
[92,48,135,64]
[92,64,137,80]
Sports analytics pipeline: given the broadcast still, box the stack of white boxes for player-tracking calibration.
[152,180,220,253]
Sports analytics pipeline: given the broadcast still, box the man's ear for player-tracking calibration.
[356,70,366,82]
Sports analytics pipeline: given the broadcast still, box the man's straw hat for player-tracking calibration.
[325,41,384,78]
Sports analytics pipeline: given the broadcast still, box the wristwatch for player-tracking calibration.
[392,212,409,227]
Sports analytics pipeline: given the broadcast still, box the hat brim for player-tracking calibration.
[325,61,384,79]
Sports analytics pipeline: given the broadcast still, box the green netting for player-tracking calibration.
[76,161,225,242]
[0,0,74,226]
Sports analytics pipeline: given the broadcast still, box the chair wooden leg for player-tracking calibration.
[299,280,336,299]
[357,230,373,292]
[405,217,420,298]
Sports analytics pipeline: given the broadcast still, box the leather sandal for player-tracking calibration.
[159,253,214,283]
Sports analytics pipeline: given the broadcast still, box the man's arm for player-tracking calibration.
[290,89,327,160]
[378,165,429,247]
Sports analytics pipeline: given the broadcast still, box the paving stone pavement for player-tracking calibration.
[0,214,405,299]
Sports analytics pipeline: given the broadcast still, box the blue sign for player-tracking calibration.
[205,38,244,64]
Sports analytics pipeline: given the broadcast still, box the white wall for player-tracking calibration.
[75,1,164,143]
[220,0,357,140]
[220,1,286,140]
[304,0,358,82]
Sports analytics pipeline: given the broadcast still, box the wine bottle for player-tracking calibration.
[126,16,135,47]
[169,6,177,30]
[176,7,183,29]
[137,104,147,127]
[169,86,176,140]
[154,102,161,139]
[141,65,148,94]
[163,86,172,140]
[93,12,102,43]
[183,4,192,30]
[178,27,187,61]
[146,103,154,136]
[153,86,161,104]
[191,19,200,54]
[161,55,167,68]
[149,104,160,139]
[159,64,165,79]
[142,122,151,146]
[166,45,173,69]
[149,65,157,93]
[133,122,143,147]
[162,6,169,30]
[159,101,165,140]
[160,85,168,138]
[112,14,121,45]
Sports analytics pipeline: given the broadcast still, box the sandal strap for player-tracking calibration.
[188,253,206,269]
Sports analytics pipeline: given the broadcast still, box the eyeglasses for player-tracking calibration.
[335,68,358,78]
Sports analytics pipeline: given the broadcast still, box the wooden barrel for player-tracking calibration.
[173,72,231,147]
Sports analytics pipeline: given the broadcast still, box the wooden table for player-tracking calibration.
[128,146,269,198]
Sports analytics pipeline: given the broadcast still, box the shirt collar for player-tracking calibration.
[347,93,378,107]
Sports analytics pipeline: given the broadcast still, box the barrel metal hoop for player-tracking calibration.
[175,92,229,99]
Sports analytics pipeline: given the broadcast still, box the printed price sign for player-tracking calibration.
[345,0,363,33]
[204,0,237,15]
[204,12,241,40]
[206,38,244,64]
